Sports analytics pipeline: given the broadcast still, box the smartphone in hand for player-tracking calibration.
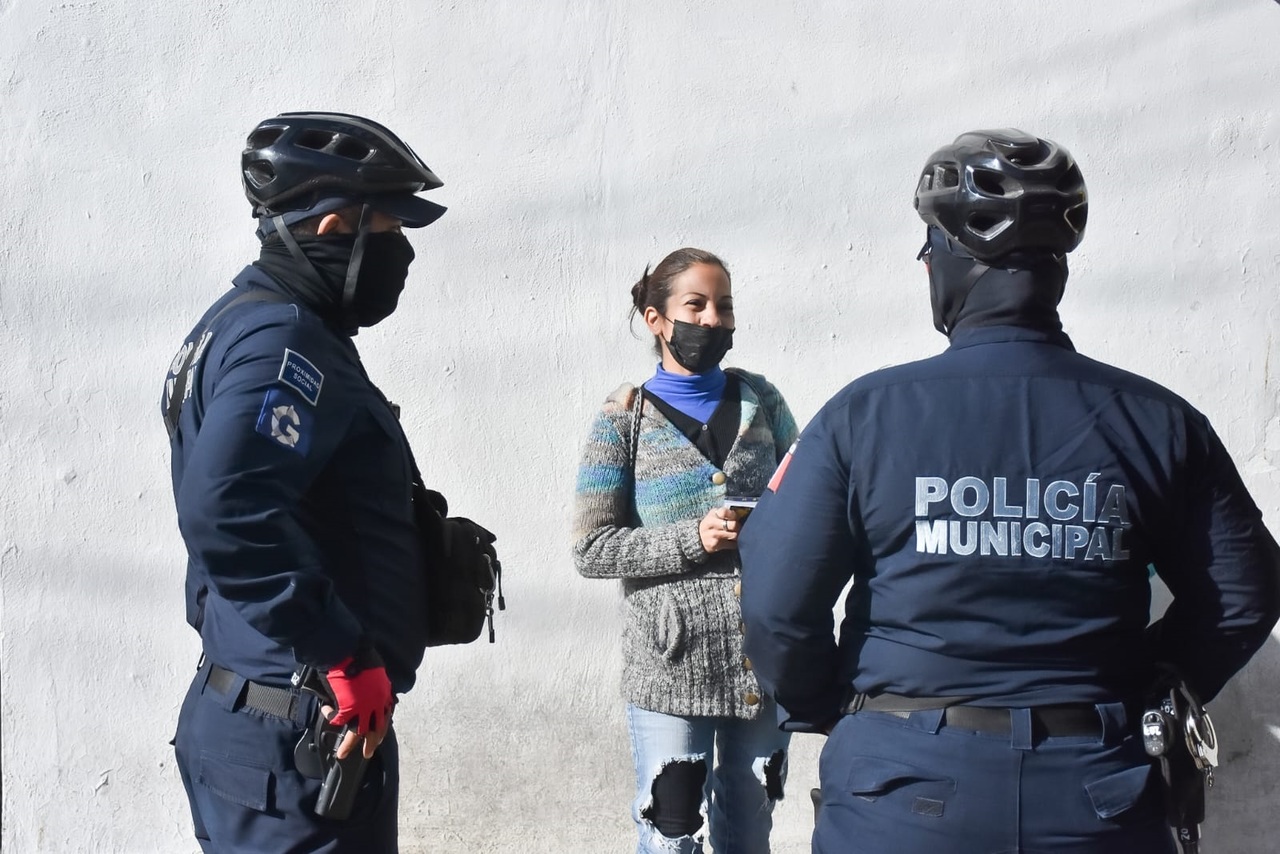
[724,496,759,521]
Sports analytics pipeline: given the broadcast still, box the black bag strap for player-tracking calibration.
[625,369,768,472]
[626,384,645,478]
[164,289,292,437]
[624,369,769,474]
[621,370,771,524]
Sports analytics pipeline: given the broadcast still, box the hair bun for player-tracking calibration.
[630,265,652,312]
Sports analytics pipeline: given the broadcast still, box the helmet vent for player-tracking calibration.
[966,213,1010,238]
[296,129,335,151]
[971,168,1019,198]
[1064,205,1087,233]
[245,161,275,189]
[929,165,959,191]
[332,136,373,161]
[1056,164,1084,193]
[1001,139,1051,167]
[248,127,286,148]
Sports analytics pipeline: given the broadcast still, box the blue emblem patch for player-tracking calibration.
[256,388,312,455]
[278,349,323,406]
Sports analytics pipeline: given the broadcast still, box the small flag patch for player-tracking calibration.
[767,442,797,493]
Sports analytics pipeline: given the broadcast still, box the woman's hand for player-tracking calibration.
[699,505,741,553]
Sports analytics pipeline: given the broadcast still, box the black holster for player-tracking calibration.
[1144,664,1217,854]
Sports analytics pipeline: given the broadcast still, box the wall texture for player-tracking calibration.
[2,1,1279,851]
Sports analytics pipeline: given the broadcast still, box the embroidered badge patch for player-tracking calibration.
[256,388,312,455]
[278,349,324,406]
[766,441,797,493]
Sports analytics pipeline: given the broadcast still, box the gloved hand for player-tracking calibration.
[324,642,394,756]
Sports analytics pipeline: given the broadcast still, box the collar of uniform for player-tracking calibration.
[946,324,1075,352]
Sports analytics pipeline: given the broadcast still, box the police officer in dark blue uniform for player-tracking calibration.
[738,129,1280,854]
[162,112,448,852]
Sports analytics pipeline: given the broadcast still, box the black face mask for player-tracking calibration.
[347,231,415,328]
[664,318,734,373]
[255,231,415,331]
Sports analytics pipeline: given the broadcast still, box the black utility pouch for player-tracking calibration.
[410,475,505,646]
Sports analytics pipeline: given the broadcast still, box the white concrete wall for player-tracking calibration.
[2,0,1278,850]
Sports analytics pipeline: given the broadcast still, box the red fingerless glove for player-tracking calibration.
[325,656,394,735]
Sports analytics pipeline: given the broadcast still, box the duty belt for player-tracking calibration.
[200,658,301,721]
[845,692,1103,738]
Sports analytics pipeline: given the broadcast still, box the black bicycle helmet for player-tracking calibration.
[914,129,1087,262]
[241,111,444,225]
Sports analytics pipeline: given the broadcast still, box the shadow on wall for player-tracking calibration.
[1200,634,1280,851]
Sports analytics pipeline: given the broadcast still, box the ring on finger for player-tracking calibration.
[722,518,730,531]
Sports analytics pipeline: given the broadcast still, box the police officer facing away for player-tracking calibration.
[162,112,447,852]
[739,129,1280,853]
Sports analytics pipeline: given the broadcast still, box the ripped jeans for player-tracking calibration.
[626,702,790,854]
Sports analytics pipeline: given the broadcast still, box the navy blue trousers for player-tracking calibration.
[814,704,1175,854]
[173,664,399,853]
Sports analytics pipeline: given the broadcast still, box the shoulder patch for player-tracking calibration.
[256,388,313,455]
[278,348,324,406]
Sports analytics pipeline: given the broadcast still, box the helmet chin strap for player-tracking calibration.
[271,206,372,331]
[932,259,991,336]
[272,214,327,290]
[342,204,373,317]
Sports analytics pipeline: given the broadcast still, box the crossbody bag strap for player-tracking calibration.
[627,384,644,477]
[619,384,645,523]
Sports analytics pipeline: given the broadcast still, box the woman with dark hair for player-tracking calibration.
[573,247,798,854]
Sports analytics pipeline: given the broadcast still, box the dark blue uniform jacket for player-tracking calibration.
[740,325,1280,732]
[162,266,427,692]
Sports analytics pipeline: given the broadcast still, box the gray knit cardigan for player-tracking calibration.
[572,369,798,718]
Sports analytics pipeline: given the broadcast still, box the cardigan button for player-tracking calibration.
[733,581,742,598]
[743,657,753,671]
[743,692,760,706]
[711,471,726,485]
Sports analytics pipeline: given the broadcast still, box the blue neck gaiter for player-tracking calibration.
[643,364,727,423]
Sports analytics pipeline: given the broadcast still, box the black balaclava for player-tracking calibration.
[924,226,1067,337]
[252,205,415,334]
